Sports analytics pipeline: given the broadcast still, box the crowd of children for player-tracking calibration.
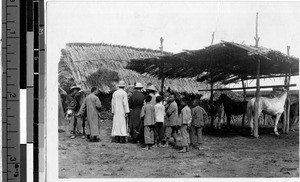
[138,88,208,153]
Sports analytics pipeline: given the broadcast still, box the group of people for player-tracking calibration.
[64,80,208,153]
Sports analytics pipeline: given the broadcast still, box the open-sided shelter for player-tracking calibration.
[127,41,299,85]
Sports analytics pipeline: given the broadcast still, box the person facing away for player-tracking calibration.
[140,95,156,150]
[146,84,158,106]
[111,80,130,144]
[77,87,102,142]
[164,94,178,147]
[190,99,208,150]
[178,97,192,153]
[154,95,166,147]
[128,82,145,144]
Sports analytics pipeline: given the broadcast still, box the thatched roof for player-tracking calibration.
[59,43,209,94]
[127,41,299,84]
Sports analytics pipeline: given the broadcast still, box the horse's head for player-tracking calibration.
[217,94,225,103]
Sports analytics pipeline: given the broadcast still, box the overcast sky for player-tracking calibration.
[1,0,300,89]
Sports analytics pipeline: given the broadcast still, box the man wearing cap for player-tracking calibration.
[65,85,82,139]
[77,87,102,142]
[111,80,130,143]
[128,82,145,144]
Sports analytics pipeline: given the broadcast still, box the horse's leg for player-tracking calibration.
[248,108,255,136]
[226,113,231,127]
[242,114,245,127]
[82,116,86,135]
[211,115,214,128]
[274,114,281,136]
[73,116,77,134]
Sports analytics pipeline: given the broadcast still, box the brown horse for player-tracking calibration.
[218,94,248,127]
[247,89,288,136]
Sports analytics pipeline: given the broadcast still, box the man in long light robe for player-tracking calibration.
[111,80,130,143]
[77,87,102,142]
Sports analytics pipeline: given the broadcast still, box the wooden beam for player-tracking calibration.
[198,84,297,92]
[244,74,299,80]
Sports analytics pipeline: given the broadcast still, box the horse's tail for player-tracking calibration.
[247,99,254,124]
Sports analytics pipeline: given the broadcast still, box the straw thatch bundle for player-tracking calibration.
[59,43,209,95]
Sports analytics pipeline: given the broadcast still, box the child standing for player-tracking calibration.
[178,97,192,153]
[140,95,156,150]
[190,99,208,150]
[154,96,165,147]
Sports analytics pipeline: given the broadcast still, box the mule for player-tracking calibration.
[247,89,288,136]
[218,94,248,127]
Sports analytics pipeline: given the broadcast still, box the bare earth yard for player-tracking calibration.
[59,119,299,178]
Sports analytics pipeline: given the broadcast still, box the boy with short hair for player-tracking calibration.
[140,95,156,150]
[178,97,192,153]
[154,96,165,147]
[190,99,208,150]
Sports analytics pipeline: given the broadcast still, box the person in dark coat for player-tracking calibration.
[128,82,145,144]
[164,95,179,147]
[190,99,208,150]
[65,85,82,139]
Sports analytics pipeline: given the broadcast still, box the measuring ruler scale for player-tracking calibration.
[2,0,21,181]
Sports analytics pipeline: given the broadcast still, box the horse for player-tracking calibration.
[218,94,248,127]
[247,89,288,136]
[65,91,87,137]
[199,99,222,128]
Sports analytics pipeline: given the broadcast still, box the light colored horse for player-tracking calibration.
[247,89,288,136]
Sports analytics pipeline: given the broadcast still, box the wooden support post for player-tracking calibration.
[241,79,246,127]
[286,68,291,132]
[253,58,260,138]
[283,73,288,133]
[253,12,260,138]
[209,33,215,128]
[210,81,214,128]
[159,37,165,100]
[286,45,291,133]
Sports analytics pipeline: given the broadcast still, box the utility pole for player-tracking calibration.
[253,12,260,138]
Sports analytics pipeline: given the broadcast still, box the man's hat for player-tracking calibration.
[70,85,81,93]
[117,80,126,88]
[134,82,143,89]
[146,85,157,92]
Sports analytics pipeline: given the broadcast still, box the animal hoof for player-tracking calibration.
[275,132,280,136]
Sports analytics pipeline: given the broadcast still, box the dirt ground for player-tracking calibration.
[59,119,299,178]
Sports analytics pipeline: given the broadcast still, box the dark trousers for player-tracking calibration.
[115,136,126,143]
[190,125,203,146]
[154,122,165,143]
